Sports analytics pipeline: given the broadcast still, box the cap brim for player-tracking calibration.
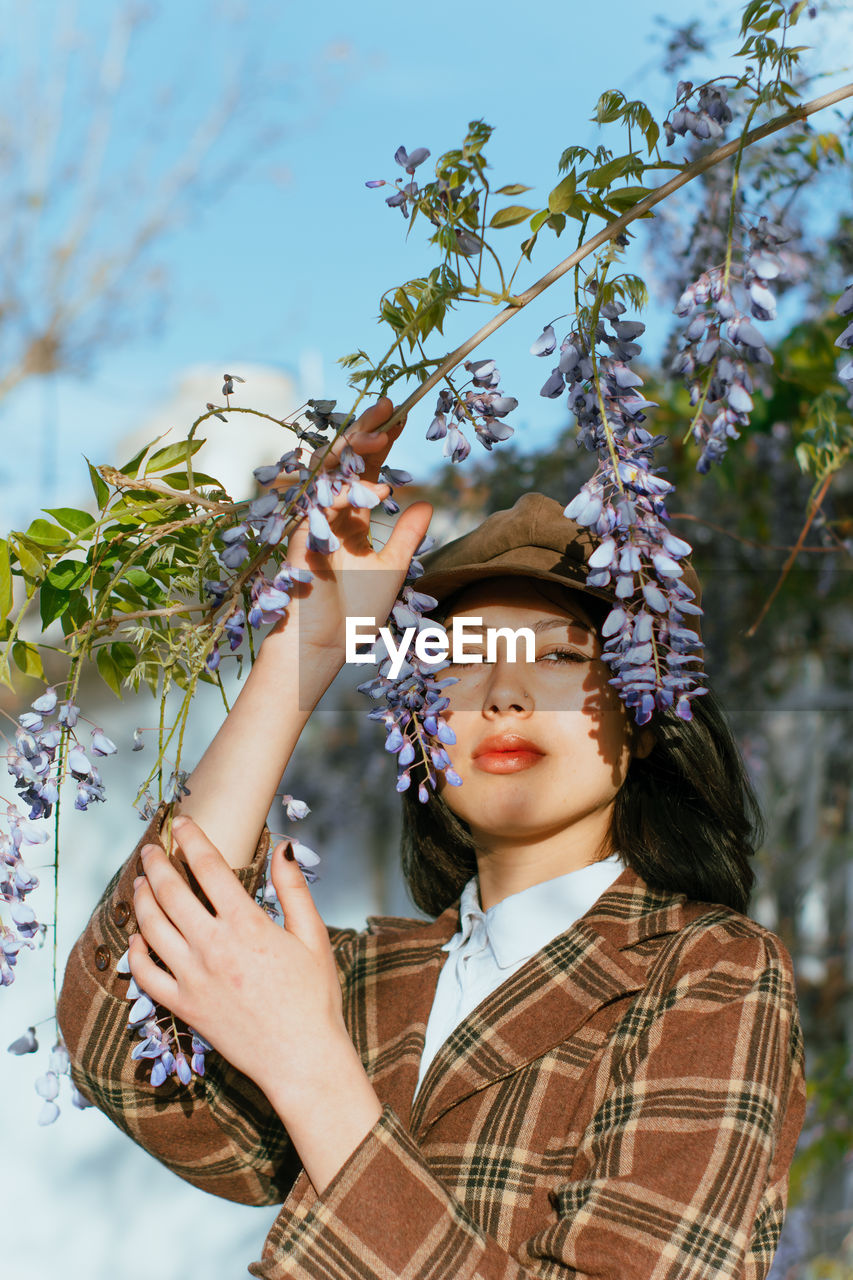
[415,562,617,612]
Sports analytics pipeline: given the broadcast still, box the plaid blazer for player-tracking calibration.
[57,805,807,1280]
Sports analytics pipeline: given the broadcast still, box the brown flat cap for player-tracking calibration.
[417,492,703,642]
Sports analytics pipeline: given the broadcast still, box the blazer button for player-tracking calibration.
[94,945,111,971]
[113,901,131,927]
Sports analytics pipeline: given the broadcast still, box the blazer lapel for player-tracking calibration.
[363,866,689,1139]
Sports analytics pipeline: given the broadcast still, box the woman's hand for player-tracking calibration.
[128,814,350,1105]
[267,396,433,659]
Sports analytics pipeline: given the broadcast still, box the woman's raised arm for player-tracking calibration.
[56,397,433,1201]
[171,396,433,869]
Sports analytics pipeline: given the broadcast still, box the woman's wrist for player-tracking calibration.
[258,1020,383,1196]
[256,627,346,704]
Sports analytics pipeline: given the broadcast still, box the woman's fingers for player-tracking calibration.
[127,931,181,1010]
[137,842,212,937]
[314,397,405,479]
[375,500,434,575]
[169,815,245,920]
[132,875,192,971]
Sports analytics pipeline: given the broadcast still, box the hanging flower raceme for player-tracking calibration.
[425,360,518,463]
[365,144,432,218]
[3,688,120,996]
[664,80,733,146]
[670,216,803,474]
[834,279,853,404]
[530,298,708,725]
[5,1029,91,1123]
[203,401,411,675]
[356,535,462,803]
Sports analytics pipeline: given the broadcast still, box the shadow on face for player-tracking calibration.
[431,574,655,782]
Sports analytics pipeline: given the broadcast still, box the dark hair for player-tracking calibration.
[400,579,762,918]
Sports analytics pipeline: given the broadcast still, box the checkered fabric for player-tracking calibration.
[57,803,807,1280]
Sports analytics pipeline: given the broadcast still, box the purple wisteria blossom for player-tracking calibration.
[356,535,463,802]
[3,687,122,1004]
[425,360,518,462]
[664,81,733,146]
[366,144,432,218]
[204,399,412,673]
[670,216,805,474]
[529,294,708,724]
[118,951,213,1087]
[835,278,853,405]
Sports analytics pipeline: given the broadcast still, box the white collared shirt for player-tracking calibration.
[414,853,626,1101]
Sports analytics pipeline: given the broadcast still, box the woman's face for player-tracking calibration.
[434,576,655,863]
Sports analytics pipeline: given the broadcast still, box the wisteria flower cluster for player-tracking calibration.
[426,360,519,462]
[260,793,319,921]
[3,689,118,993]
[1,804,46,987]
[202,398,410,675]
[124,968,212,1088]
[6,1028,91,1122]
[530,297,708,724]
[367,142,485,257]
[834,280,853,401]
[125,790,322,1089]
[366,145,432,219]
[670,216,802,473]
[4,688,118,1119]
[9,688,116,819]
[356,538,462,803]
[664,81,733,146]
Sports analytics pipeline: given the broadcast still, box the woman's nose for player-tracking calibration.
[481,656,533,716]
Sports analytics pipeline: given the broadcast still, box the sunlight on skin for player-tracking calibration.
[434,577,656,911]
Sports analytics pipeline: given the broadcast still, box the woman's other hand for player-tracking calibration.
[265,396,433,659]
[128,814,350,1102]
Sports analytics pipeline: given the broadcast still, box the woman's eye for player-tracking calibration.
[538,648,587,664]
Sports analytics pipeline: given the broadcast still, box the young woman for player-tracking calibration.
[57,397,807,1280]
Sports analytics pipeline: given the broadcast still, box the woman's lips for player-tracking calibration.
[473,751,544,773]
[472,744,545,774]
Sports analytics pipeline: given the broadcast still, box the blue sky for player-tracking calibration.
[2,0,813,531]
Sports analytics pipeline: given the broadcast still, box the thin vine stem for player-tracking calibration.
[380,79,853,431]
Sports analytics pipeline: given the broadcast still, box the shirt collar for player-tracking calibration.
[442,853,626,970]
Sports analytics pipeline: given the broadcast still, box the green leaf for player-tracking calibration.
[47,559,91,591]
[644,120,660,155]
[85,457,110,510]
[546,213,566,235]
[586,155,633,188]
[43,507,96,536]
[159,470,225,490]
[96,644,135,698]
[118,442,153,479]
[489,205,537,228]
[495,183,533,196]
[97,646,123,697]
[39,580,70,628]
[10,536,45,580]
[519,232,538,261]
[13,641,45,680]
[0,539,12,622]
[24,518,71,547]
[144,438,206,476]
[548,170,577,215]
[604,185,655,212]
[593,90,625,124]
[529,209,550,234]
